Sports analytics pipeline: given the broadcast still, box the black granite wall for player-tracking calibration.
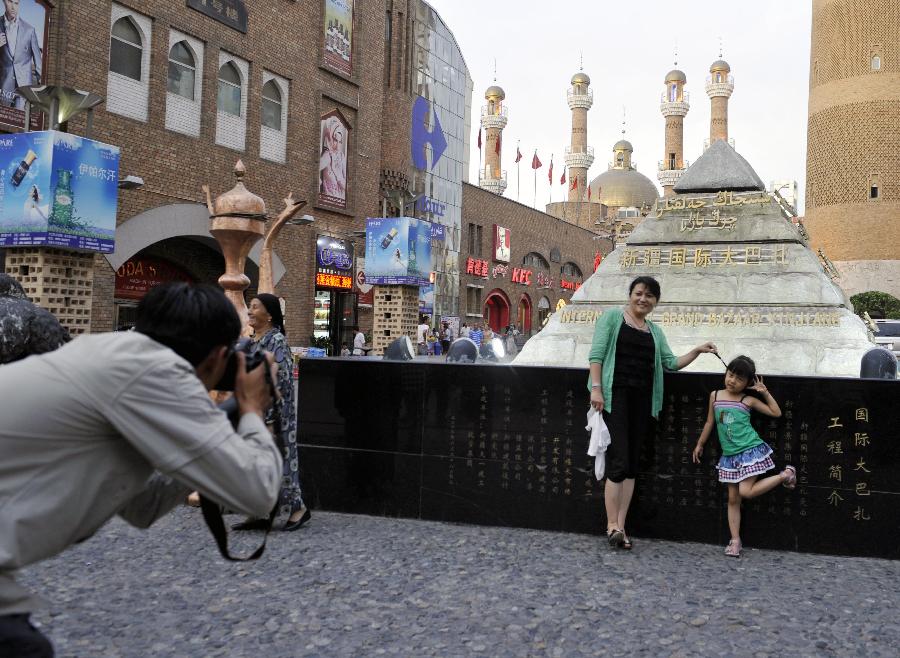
[298,359,900,559]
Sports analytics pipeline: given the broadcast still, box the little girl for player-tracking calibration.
[692,355,796,557]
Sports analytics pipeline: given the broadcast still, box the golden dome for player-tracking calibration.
[590,167,659,210]
[613,139,633,152]
[211,160,266,218]
[485,84,505,101]
[665,69,686,83]
[571,71,591,85]
[710,59,731,73]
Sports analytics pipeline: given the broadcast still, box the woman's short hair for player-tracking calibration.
[726,355,757,381]
[135,283,241,366]
[628,276,661,300]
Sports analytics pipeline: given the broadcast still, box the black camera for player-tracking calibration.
[214,337,268,391]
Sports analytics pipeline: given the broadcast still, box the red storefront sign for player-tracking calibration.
[511,267,532,285]
[466,257,489,277]
[561,278,581,291]
[114,256,195,299]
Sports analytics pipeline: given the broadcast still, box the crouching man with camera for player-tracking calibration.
[0,283,283,657]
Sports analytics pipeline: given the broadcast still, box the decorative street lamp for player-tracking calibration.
[257,197,313,295]
[17,85,104,135]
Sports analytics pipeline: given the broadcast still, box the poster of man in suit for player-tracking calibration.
[0,0,45,114]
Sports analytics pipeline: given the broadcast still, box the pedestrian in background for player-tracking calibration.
[417,316,429,355]
[460,323,470,338]
[441,322,452,354]
[469,324,483,347]
[352,328,366,356]
[588,276,717,550]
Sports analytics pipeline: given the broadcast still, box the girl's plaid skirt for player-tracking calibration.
[716,442,775,483]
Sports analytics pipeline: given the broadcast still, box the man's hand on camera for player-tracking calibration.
[234,352,277,417]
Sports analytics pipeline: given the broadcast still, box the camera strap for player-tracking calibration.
[199,496,277,561]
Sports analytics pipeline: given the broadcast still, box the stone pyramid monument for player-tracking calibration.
[515,141,873,376]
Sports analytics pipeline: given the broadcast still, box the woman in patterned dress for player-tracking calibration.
[233,293,310,531]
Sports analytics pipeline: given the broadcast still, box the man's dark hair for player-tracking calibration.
[727,355,757,382]
[628,276,661,300]
[135,283,241,366]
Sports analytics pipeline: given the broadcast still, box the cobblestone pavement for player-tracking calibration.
[20,508,900,657]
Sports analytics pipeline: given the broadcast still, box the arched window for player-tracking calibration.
[523,252,549,269]
[871,55,881,71]
[616,153,624,167]
[561,262,582,278]
[669,83,677,102]
[110,17,142,81]
[167,41,195,100]
[715,72,722,83]
[261,80,283,130]
[217,62,242,116]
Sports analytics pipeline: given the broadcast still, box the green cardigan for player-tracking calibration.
[587,307,678,419]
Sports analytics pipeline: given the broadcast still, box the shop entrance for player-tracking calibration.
[538,296,551,328]
[517,293,532,334]
[483,289,511,333]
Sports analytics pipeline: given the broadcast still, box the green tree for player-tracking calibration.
[850,291,900,319]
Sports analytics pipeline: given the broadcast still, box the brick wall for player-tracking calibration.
[47,0,388,344]
[461,184,601,333]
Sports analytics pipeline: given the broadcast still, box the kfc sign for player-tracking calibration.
[466,257,489,278]
[561,278,581,291]
[493,225,511,262]
[511,267,532,285]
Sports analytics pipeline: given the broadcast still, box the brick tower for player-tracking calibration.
[804,0,900,297]
[705,57,733,146]
[564,70,594,201]
[479,83,508,195]
[658,67,690,196]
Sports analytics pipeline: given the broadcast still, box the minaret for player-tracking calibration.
[658,67,689,196]
[479,83,508,195]
[564,69,594,201]
[705,55,734,146]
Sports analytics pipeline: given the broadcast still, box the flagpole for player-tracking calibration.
[516,140,521,203]
[533,151,537,208]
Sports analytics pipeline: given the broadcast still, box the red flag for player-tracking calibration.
[515,147,522,163]
[531,152,541,169]
[571,177,578,191]
[477,129,482,150]
[548,159,553,183]
[588,184,592,200]
[593,252,603,272]
[495,134,501,155]
[560,170,566,185]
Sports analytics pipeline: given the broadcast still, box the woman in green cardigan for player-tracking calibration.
[588,276,717,550]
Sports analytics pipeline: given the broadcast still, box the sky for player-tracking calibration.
[426,0,812,213]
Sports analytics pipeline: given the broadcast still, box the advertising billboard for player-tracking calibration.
[365,216,432,286]
[0,130,120,253]
[318,110,349,209]
[493,224,510,262]
[0,0,48,131]
[322,0,353,77]
[315,234,353,290]
[418,284,433,315]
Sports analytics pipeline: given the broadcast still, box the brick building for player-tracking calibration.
[804,0,900,297]
[0,0,603,350]
[461,183,604,335]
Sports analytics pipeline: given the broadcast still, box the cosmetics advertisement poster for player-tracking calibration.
[0,130,120,252]
[364,216,432,286]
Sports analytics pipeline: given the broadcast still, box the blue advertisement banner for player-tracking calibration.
[419,284,434,314]
[364,216,433,285]
[0,131,120,253]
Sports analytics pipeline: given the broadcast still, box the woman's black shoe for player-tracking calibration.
[231,518,270,531]
[284,507,311,532]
